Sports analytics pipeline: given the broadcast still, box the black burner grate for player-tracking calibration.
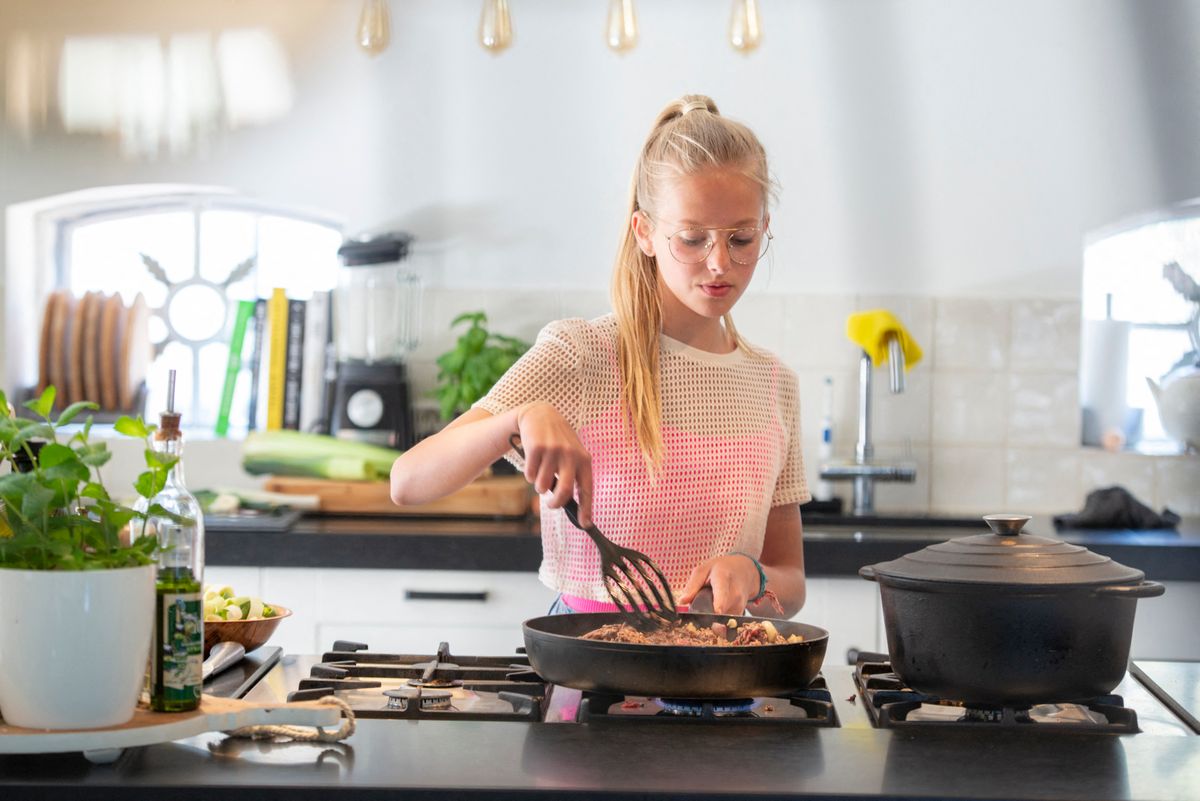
[853,659,1141,733]
[576,674,838,726]
[286,641,547,721]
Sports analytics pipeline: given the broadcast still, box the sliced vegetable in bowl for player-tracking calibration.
[202,584,290,657]
[203,584,279,622]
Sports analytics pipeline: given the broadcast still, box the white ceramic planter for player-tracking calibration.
[0,564,155,729]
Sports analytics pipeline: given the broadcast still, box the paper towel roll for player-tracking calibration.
[1079,319,1131,446]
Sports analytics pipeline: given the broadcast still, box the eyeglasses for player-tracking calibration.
[658,222,773,266]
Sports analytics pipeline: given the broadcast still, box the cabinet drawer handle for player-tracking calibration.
[405,590,489,602]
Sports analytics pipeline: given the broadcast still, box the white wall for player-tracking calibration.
[2,0,1195,301]
[3,0,1198,514]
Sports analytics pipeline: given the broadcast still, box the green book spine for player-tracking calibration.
[215,300,256,437]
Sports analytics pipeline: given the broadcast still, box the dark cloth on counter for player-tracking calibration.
[1054,486,1180,530]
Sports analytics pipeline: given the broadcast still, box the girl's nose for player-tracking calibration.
[707,236,732,272]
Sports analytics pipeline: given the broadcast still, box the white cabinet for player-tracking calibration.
[206,566,554,656]
[797,576,885,665]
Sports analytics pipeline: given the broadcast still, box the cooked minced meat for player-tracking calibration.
[580,619,803,646]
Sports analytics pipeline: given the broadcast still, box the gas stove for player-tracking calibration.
[854,654,1142,732]
[280,641,546,721]
[238,640,1198,737]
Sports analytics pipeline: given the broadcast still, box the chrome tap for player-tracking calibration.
[819,333,917,516]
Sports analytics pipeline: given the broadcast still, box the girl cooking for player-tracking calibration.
[390,94,808,619]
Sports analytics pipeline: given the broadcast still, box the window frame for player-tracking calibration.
[3,184,343,428]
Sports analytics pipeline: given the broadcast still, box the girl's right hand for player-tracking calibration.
[514,401,594,528]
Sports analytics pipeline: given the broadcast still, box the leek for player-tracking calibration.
[241,430,402,481]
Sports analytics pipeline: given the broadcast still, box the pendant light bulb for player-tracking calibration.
[357,0,391,56]
[729,0,762,53]
[606,0,639,53]
[479,0,514,53]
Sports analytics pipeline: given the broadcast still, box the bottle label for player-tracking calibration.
[156,592,203,702]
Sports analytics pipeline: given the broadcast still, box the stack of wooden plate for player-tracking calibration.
[36,290,151,412]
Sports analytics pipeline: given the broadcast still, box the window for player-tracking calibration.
[7,186,342,431]
[1082,201,1199,453]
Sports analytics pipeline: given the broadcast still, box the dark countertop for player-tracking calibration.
[2,663,1197,801]
[206,513,1200,581]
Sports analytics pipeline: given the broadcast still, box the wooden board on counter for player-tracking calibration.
[0,696,341,756]
[263,474,532,517]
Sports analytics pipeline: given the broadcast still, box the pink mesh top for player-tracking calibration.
[475,314,809,606]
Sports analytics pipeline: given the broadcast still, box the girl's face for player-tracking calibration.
[632,165,769,336]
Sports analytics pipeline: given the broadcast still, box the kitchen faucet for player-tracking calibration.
[819,334,917,516]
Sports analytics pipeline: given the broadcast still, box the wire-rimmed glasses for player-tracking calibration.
[661,223,773,266]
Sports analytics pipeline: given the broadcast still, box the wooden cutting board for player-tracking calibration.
[80,288,105,402]
[98,292,126,411]
[0,695,341,756]
[74,291,102,406]
[263,474,532,517]
[36,290,63,395]
[48,291,75,405]
[119,292,151,410]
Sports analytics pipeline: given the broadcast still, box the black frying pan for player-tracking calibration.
[523,612,829,699]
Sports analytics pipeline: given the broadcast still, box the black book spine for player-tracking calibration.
[246,298,268,431]
[283,299,306,430]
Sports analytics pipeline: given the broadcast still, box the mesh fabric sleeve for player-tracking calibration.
[771,365,810,507]
[472,318,586,468]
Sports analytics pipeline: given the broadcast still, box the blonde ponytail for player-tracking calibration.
[611,94,773,470]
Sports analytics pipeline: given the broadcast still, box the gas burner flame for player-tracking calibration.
[657,698,756,717]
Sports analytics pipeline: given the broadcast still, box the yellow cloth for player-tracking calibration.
[846,309,923,370]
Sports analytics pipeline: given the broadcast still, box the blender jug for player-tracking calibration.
[331,233,421,448]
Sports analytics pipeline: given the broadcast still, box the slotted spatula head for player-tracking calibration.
[509,433,677,628]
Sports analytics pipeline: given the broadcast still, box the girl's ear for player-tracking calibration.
[631,211,656,258]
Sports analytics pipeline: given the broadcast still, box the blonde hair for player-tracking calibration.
[611,93,773,469]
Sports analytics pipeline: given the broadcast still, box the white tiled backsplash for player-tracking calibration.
[401,289,1195,519]
[133,290,1194,521]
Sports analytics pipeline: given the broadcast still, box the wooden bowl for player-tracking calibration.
[203,605,291,657]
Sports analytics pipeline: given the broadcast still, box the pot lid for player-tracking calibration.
[865,514,1145,587]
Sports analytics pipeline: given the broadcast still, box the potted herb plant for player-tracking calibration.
[0,387,182,729]
[434,311,531,421]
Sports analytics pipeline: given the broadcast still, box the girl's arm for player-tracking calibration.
[747,502,806,618]
[677,503,806,617]
[390,400,595,526]
[389,406,521,506]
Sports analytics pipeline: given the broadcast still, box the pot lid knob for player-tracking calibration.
[982,513,1032,536]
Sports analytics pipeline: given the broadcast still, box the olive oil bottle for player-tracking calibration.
[146,371,206,712]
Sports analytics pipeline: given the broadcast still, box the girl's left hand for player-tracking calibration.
[677,554,762,616]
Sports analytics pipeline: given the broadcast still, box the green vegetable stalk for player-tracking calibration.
[241,429,403,481]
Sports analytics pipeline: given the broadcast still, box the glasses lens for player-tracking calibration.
[668,229,712,263]
[728,228,769,264]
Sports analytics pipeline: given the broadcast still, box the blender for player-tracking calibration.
[331,233,421,449]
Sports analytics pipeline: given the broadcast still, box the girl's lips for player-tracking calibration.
[701,283,733,298]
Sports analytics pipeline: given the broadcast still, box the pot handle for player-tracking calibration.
[1094,580,1166,599]
[859,565,878,582]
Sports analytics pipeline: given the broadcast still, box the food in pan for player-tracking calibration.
[581,618,803,646]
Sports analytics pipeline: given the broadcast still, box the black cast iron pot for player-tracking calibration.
[859,514,1165,705]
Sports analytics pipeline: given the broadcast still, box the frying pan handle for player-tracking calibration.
[1094,580,1165,599]
[858,565,878,582]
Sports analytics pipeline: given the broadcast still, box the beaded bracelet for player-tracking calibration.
[729,551,767,602]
